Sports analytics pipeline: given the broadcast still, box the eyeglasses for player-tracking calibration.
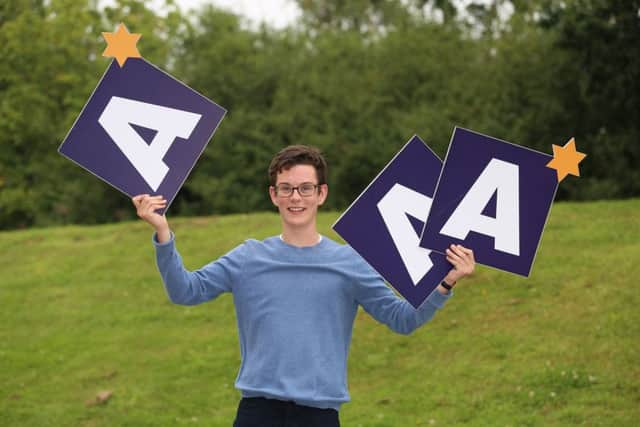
[274,182,320,197]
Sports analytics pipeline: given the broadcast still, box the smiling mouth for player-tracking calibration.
[287,207,306,213]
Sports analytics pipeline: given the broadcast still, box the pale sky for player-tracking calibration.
[174,0,301,29]
[172,0,512,30]
[108,0,511,30]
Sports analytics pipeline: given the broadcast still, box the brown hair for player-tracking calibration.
[268,145,328,186]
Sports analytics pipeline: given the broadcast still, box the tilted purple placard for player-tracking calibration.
[419,127,558,276]
[332,136,452,309]
[58,58,226,213]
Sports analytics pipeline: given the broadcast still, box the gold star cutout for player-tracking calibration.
[546,137,586,182]
[102,23,141,67]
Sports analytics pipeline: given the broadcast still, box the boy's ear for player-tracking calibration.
[318,184,328,206]
[269,186,279,207]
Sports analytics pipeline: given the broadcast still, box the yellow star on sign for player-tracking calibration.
[546,138,586,182]
[102,23,141,67]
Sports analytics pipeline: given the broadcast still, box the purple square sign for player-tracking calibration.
[333,136,452,309]
[419,127,558,276]
[58,58,226,213]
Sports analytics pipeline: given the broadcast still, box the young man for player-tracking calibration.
[132,145,475,427]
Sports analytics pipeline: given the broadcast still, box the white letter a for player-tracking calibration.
[98,96,202,191]
[440,158,520,255]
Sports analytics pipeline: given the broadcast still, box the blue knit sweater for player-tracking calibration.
[153,234,450,410]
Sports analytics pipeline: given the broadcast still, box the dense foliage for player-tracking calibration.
[1,0,638,229]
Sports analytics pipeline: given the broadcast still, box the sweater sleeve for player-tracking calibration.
[153,232,245,305]
[351,253,452,335]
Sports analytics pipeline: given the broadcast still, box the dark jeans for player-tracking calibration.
[233,397,340,427]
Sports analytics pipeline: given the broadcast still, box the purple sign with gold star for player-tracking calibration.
[58,24,225,213]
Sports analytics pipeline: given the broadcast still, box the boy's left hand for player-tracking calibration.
[444,244,475,285]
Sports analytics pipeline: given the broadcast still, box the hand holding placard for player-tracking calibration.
[333,136,453,309]
[334,128,586,306]
[419,127,584,277]
[58,23,226,215]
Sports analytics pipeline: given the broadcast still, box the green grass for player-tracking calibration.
[1,199,639,426]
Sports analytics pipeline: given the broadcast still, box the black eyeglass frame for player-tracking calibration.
[273,182,323,197]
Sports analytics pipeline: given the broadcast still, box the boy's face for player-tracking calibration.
[269,164,328,231]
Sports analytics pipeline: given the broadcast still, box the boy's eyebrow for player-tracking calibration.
[276,181,316,185]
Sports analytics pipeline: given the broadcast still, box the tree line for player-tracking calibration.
[0,0,638,229]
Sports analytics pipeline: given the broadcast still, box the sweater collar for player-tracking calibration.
[277,234,324,249]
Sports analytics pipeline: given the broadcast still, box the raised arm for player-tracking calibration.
[354,272,450,335]
[353,244,475,335]
[131,194,241,305]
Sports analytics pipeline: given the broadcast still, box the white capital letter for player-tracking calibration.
[98,96,202,191]
[440,158,520,255]
[377,183,434,285]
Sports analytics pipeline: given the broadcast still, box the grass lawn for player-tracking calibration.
[1,199,639,426]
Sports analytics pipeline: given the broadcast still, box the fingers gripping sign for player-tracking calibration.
[132,194,166,219]
[444,244,475,285]
[132,194,169,240]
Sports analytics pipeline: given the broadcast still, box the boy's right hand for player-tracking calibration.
[132,195,170,242]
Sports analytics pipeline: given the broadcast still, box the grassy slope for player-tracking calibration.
[0,199,638,426]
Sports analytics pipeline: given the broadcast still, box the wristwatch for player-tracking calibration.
[440,280,454,291]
